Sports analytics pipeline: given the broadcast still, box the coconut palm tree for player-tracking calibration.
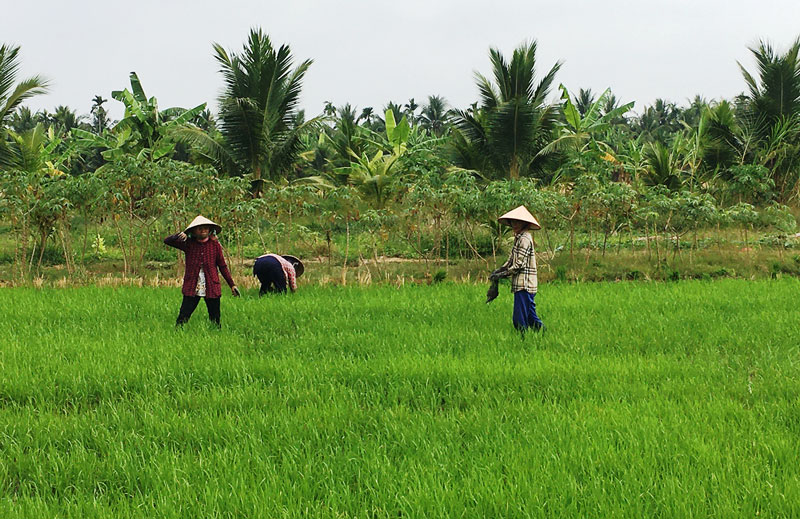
[51,105,84,135]
[403,98,419,125]
[451,40,562,179]
[419,95,450,136]
[90,95,111,134]
[357,106,374,126]
[739,38,800,127]
[643,141,683,190]
[0,43,49,167]
[575,88,595,116]
[176,29,314,197]
[10,106,37,133]
[732,38,800,199]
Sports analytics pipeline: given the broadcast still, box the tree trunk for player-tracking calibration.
[653,224,661,263]
[81,209,89,268]
[569,218,575,262]
[509,155,519,180]
[37,230,48,275]
[114,219,129,275]
[341,216,350,286]
[326,229,332,265]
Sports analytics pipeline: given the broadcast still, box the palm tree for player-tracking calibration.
[602,93,619,116]
[357,106,374,126]
[403,98,419,124]
[739,38,800,127]
[51,105,84,135]
[322,101,336,117]
[419,95,450,136]
[176,29,314,196]
[90,95,111,134]
[734,38,800,199]
[326,103,366,168]
[575,88,595,116]
[10,106,37,133]
[643,141,683,190]
[0,43,49,167]
[634,99,681,143]
[193,108,217,132]
[451,40,562,179]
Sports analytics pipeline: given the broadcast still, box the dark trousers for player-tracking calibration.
[513,291,543,334]
[176,296,220,327]
[253,256,287,296]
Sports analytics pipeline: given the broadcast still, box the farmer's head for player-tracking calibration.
[192,225,211,240]
[509,219,530,233]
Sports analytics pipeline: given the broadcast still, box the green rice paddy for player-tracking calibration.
[1,279,799,517]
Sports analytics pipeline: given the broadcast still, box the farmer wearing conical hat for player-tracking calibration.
[253,253,304,296]
[488,205,544,334]
[164,215,240,327]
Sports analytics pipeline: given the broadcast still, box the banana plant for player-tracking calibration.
[539,85,634,156]
[384,108,410,155]
[74,72,206,162]
[338,109,417,207]
[340,148,400,209]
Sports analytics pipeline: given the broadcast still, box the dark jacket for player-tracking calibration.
[164,234,235,298]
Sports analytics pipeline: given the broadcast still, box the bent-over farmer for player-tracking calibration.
[164,215,240,327]
[489,205,544,335]
[253,253,304,296]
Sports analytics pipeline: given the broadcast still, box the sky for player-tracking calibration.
[3,0,799,121]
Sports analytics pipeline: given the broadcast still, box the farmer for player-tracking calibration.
[164,215,240,327]
[253,253,304,296]
[489,205,544,335]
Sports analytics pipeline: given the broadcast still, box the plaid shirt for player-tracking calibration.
[502,231,538,293]
[165,234,235,298]
[262,254,297,292]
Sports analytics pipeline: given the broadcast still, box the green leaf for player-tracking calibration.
[128,72,148,105]
[385,109,396,136]
[559,84,582,131]
[152,138,175,161]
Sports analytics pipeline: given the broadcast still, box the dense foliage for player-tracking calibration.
[2,31,800,280]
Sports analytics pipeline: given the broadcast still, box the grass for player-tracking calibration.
[1,280,800,517]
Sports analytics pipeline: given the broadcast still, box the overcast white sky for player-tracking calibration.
[4,0,799,120]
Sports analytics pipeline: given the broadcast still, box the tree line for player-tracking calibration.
[1,30,799,279]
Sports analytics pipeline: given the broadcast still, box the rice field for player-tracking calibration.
[1,279,800,517]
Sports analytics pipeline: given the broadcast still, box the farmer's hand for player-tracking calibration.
[489,268,506,282]
[210,235,218,242]
[232,286,241,297]
[178,232,188,241]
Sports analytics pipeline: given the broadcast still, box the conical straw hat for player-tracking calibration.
[184,215,222,235]
[498,205,541,230]
[281,255,305,277]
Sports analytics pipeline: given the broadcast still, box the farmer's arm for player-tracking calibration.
[164,232,189,252]
[490,236,525,280]
[216,242,237,289]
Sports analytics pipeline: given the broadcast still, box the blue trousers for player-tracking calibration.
[253,256,287,295]
[513,291,543,332]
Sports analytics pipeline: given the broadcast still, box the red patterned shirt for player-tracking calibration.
[164,234,235,298]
